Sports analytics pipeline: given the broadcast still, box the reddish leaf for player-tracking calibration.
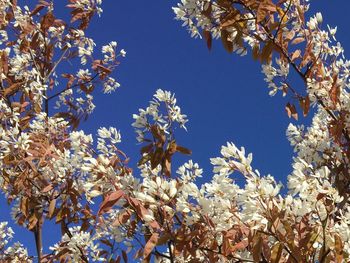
[150,125,166,144]
[112,210,131,226]
[291,49,301,61]
[334,234,344,262]
[138,154,151,166]
[151,147,163,169]
[41,12,55,31]
[221,30,233,53]
[96,64,112,74]
[252,236,263,261]
[28,213,38,230]
[140,143,153,154]
[122,250,128,263]
[30,4,46,16]
[232,239,248,252]
[285,102,298,120]
[270,242,283,263]
[133,248,143,259]
[203,30,212,50]
[176,145,192,155]
[48,199,56,219]
[299,96,310,117]
[163,155,171,177]
[3,82,23,97]
[42,184,53,193]
[143,233,159,259]
[291,37,305,45]
[20,197,29,217]
[98,190,124,215]
[330,75,340,108]
[1,52,8,75]
[257,1,276,23]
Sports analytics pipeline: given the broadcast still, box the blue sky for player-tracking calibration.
[1,0,350,257]
[83,0,350,186]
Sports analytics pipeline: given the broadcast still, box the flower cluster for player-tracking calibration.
[132,89,188,142]
[0,222,31,262]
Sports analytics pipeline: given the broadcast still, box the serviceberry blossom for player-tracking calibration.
[2,0,350,261]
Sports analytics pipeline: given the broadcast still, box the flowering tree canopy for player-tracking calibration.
[0,0,350,262]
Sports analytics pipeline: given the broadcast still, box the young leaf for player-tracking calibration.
[203,30,212,50]
[98,190,124,215]
[143,233,159,259]
[176,145,192,155]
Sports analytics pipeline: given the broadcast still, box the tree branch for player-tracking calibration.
[34,218,43,263]
[47,73,100,101]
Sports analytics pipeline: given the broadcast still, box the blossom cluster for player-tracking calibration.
[0,222,31,262]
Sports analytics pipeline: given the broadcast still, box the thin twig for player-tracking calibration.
[47,73,100,101]
[34,218,43,263]
[273,0,292,40]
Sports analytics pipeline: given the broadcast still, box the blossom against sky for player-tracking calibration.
[81,0,350,185]
[1,0,350,257]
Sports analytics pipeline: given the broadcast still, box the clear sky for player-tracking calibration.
[1,0,350,257]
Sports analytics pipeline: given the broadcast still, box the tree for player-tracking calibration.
[0,0,349,262]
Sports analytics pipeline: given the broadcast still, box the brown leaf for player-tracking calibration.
[138,154,151,166]
[150,125,166,144]
[163,155,171,177]
[112,210,131,227]
[98,190,124,215]
[252,236,263,261]
[257,1,276,23]
[232,239,248,252]
[285,102,298,120]
[48,199,56,219]
[42,184,53,193]
[330,74,340,108]
[20,197,29,217]
[96,64,112,74]
[221,30,233,53]
[143,233,159,259]
[285,30,295,41]
[30,32,40,50]
[270,242,283,263]
[261,41,273,63]
[157,233,171,246]
[176,145,192,155]
[30,3,46,17]
[334,234,344,262]
[1,52,8,75]
[41,12,55,31]
[252,44,260,61]
[122,250,128,263]
[151,147,163,170]
[202,2,212,18]
[203,30,212,50]
[291,49,301,61]
[28,213,38,230]
[148,220,160,230]
[291,37,305,45]
[329,119,344,144]
[257,6,267,23]
[56,207,69,223]
[304,96,310,116]
[140,143,153,154]
[299,96,310,117]
[133,248,143,259]
[3,82,23,97]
